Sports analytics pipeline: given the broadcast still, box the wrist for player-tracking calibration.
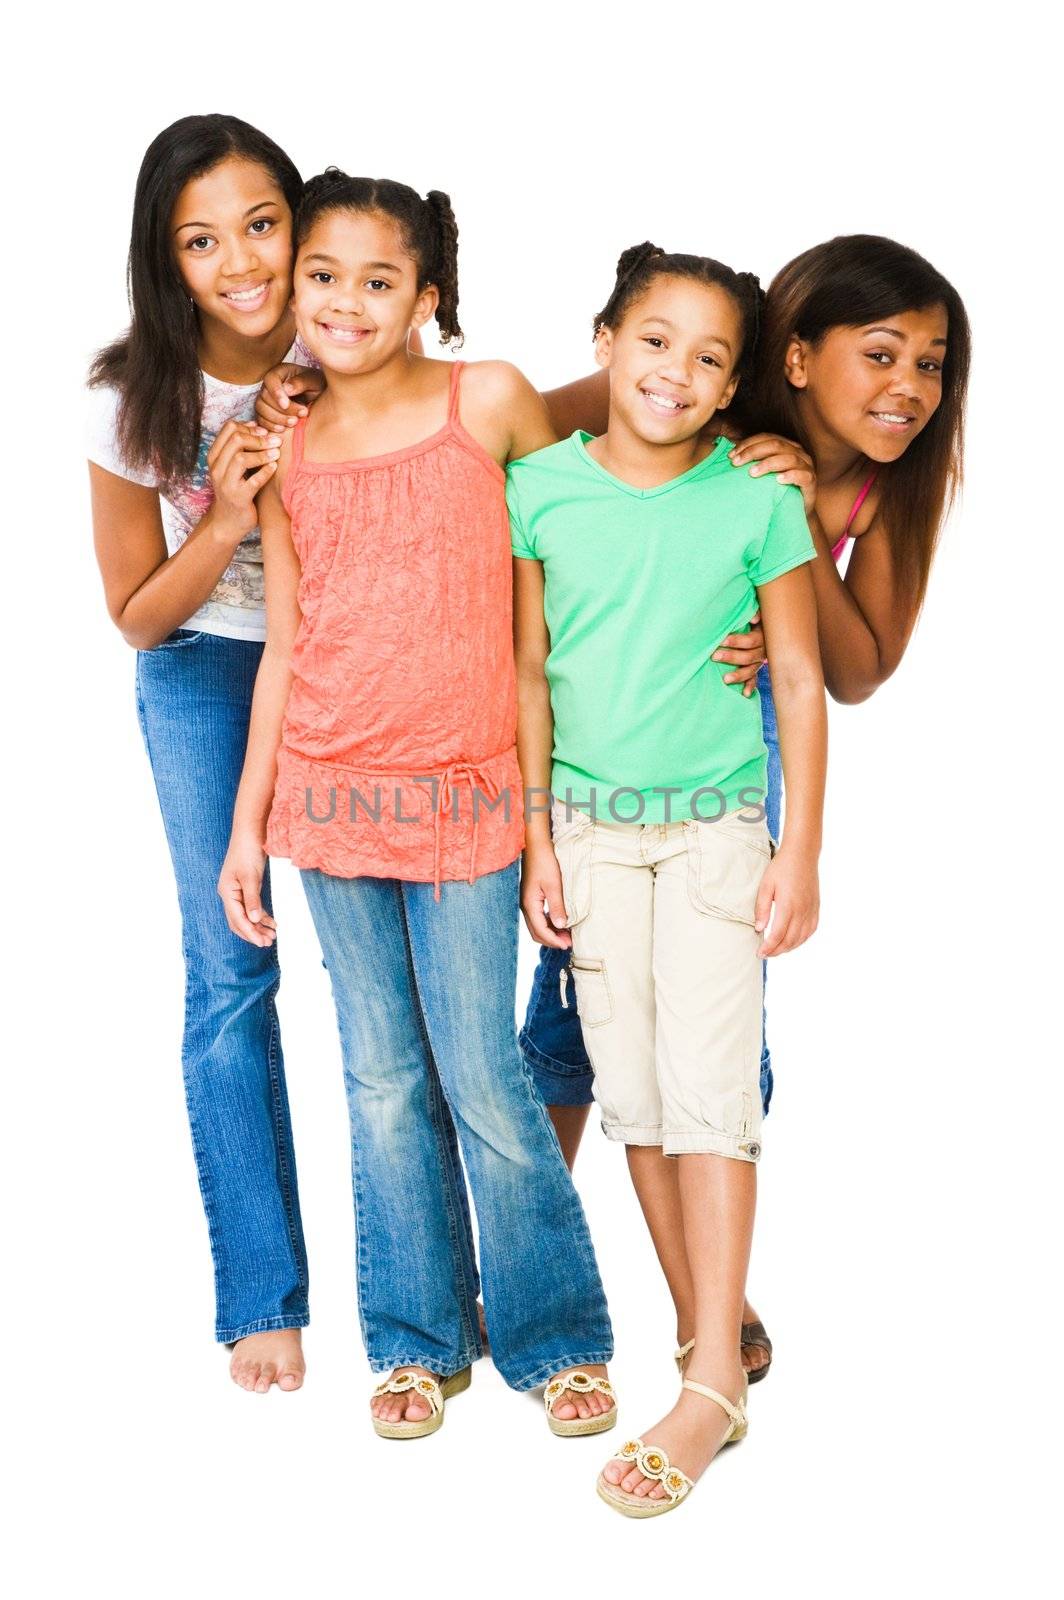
[206,503,254,546]
[523,818,555,850]
[777,830,821,863]
[230,810,268,848]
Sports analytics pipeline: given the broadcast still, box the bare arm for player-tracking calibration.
[513,556,570,948]
[540,370,609,440]
[461,361,558,464]
[89,421,280,650]
[807,507,920,703]
[218,444,302,945]
[753,562,826,956]
[727,434,921,703]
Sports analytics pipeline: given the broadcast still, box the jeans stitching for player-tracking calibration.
[138,644,306,1338]
[217,1314,310,1344]
[509,1038,611,1345]
[509,1351,616,1394]
[400,885,481,1359]
[264,971,309,1300]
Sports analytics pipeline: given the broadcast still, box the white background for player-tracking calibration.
[4,3,1058,1595]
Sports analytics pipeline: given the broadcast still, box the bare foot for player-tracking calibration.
[229,1329,305,1394]
[546,1364,615,1424]
[742,1298,771,1377]
[602,1359,745,1502]
[370,1366,438,1426]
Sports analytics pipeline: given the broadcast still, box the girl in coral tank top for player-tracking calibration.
[219,170,614,1440]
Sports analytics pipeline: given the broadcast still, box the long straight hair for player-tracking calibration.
[89,114,303,487]
[749,235,971,609]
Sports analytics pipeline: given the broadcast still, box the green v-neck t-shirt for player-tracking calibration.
[508,430,816,823]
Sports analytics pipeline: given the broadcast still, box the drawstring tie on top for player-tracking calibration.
[432,761,506,901]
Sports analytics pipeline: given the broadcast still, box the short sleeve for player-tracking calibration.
[748,483,816,587]
[506,467,538,560]
[85,384,157,488]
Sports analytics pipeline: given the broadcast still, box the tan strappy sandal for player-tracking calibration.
[544,1370,618,1437]
[370,1366,471,1440]
[675,1325,773,1384]
[674,1337,695,1375]
[596,1377,748,1518]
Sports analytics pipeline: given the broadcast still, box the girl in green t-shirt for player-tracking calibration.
[512,245,828,1518]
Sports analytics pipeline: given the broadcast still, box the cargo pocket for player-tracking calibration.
[684,813,771,926]
[566,956,613,1028]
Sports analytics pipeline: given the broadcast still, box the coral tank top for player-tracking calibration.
[265,361,525,899]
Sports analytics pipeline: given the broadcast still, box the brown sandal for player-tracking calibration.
[741,1319,773,1384]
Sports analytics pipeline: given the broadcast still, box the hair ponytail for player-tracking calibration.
[734,271,766,364]
[424,190,463,346]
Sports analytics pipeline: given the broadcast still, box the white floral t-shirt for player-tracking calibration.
[86,339,313,641]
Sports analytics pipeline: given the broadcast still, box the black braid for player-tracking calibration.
[592,242,666,335]
[424,190,463,347]
[734,271,766,366]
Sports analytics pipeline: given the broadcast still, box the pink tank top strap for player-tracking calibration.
[830,470,877,563]
[446,358,466,423]
[844,471,877,535]
[281,415,308,514]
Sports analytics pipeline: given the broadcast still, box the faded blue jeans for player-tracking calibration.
[135,629,309,1342]
[300,858,614,1390]
[521,662,783,1116]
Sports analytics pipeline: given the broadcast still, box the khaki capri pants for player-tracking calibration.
[552,800,772,1161]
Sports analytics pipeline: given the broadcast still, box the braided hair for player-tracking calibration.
[592,242,765,372]
[296,169,463,345]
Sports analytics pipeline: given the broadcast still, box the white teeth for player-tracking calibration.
[225,284,268,303]
[643,389,683,411]
[873,412,912,424]
[323,326,366,341]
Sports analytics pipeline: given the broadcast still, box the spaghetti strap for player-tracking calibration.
[281,415,308,514]
[447,359,466,423]
[844,471,877,535]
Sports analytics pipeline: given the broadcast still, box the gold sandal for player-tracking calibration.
[544,1370,617,1438]
[596,1377,748,1518]
[370,1366,471,1440]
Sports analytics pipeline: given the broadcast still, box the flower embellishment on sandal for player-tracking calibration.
[543,1369,619,1438]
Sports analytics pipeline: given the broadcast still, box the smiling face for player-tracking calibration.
[293,209,438,375]
[787,305,949,462]
[171,155,293,338]
[596,275,743,446]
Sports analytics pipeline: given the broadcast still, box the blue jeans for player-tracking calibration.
[135,628,310,1342]
[521,662,783,1117]
[299,859,614,1390]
